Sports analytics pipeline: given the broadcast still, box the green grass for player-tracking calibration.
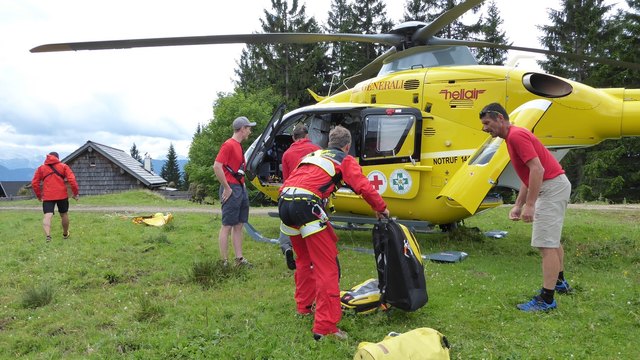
[0,192,638,359]
[0,189,207,208]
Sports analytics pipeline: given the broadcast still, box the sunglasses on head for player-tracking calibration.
[479,110,502,119]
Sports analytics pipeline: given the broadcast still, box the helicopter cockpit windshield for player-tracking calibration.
[378,46,477,76]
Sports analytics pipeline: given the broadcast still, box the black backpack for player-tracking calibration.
[372,218,428,312]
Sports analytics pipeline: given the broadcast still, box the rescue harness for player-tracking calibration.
[278,148,346,238]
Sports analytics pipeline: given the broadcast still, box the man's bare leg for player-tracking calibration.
[61,212,70,236]
[219,225,232,262]
[43,213,54,237]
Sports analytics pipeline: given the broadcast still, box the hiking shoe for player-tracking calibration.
[313,329,348,341]
[295,311,313,318]
[555,280,573,294]
[235,257,253,268]
[517,295,557,312]
[46,235,52,242]
[297,304,314,316]
[63,231,70,239]
[285,248,296,270]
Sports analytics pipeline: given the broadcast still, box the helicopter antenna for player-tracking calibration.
[328,74,337,96]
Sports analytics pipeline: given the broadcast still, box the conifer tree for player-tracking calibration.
[427,0,483,40]
[538,0,615,84]
[343,0,394,78]
[235,0,329,107]
[130,143,143,164]
[325,0,356,87]
[160,143,182,188]
[475,0,509,65]
[401,0,439,22]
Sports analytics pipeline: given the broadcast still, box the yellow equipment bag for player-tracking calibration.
[340,278,383,315]
[353,328,450,360]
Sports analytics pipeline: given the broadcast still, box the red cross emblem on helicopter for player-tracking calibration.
[367,171,387,194]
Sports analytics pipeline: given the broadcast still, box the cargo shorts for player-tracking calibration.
[219,183,249,226]
[532,174,571,248]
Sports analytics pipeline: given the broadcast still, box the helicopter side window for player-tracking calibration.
[469,137,504,166]
[362,114,414,160]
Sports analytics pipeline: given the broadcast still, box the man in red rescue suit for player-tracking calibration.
[278,123,321,270]
[31,152,79,242]
[278,126,389,340]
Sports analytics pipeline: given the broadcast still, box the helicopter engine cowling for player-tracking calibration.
[522,73,573,98]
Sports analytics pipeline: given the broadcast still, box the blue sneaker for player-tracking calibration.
[555,280,572,294]
[517,296,557,312]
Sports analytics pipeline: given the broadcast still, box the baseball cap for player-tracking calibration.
[232,116,257,130]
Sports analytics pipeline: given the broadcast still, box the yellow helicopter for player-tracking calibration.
[31,0,640,229]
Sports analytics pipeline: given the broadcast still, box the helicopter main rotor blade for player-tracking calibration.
[412,0,485,45]
[30,33,404,53]
[427,38,640,70]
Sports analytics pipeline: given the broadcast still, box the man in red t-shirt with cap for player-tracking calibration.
[213,116,256,267]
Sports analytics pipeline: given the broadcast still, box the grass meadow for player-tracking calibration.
[0,191,638,359]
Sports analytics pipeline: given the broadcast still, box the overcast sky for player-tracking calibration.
[0,0,576,161]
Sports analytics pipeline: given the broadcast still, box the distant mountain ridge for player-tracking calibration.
[151,159,188,175]
[0,159,188,181]
[0,165,36,181]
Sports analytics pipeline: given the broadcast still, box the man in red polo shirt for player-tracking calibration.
[480,102,572,312]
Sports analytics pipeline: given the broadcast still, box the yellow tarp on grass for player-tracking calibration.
[132,213,173,227]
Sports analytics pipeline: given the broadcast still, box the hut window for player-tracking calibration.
[89,154,96,167]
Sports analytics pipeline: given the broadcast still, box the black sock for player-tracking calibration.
[540,288,555,304]
[557,271,565,283]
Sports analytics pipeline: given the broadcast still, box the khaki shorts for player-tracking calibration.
[532,174,571,248]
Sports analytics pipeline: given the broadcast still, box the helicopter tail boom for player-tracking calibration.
[619,89,640,137]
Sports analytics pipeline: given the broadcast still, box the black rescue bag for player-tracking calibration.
[372,218,428,312]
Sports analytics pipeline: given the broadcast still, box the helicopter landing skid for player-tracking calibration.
[243,222,279,244]
[244,213,437,250]
[264,211,435,234]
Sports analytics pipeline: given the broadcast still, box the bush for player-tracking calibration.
[135,294,164,322]
[191,259,247,289]
[21,284,54,309]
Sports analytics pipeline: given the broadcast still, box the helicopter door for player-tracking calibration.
[359,108,421,164]
[437,99,552,214]
[356,108,422,199]
[245,104,286,181]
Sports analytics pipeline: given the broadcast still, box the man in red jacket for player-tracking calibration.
[278,124,321,270]
[279,126,389,340]
[31,152,79,242]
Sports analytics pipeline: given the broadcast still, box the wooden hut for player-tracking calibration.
[63,141,167,195]
[0,181,31,198]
